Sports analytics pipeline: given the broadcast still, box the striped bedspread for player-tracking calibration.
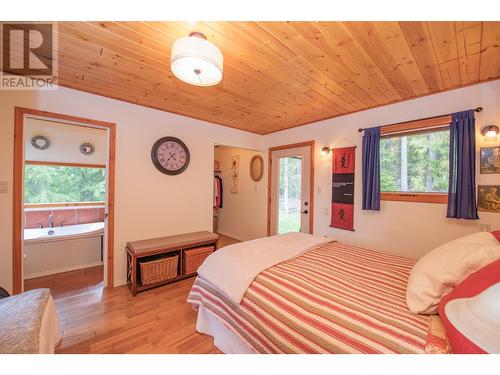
[188,241,436,354]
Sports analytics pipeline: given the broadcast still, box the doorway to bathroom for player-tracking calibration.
[12,108,116,297]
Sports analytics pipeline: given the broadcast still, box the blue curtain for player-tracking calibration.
[362,127,381,210]
[447,110,479,219]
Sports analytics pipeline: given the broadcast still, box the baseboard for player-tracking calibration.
[24,261,104,280]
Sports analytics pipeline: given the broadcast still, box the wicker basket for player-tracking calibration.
[183,246,214,275]
[139,255,179,286]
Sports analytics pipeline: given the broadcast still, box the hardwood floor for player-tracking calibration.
[52,233,239,354]
[55,278,221,353]
[25,265,104,300]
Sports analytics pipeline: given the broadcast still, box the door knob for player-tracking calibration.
[301,209,309,214]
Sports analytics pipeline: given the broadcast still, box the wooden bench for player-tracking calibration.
[126,231,219,296]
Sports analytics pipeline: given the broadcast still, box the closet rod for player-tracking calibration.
[357,107,483,133]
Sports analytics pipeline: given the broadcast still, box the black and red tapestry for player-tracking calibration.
[330,146,355,231]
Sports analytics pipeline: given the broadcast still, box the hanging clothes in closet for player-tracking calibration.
[214,174,223,208]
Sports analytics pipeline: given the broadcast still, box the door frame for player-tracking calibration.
[12,107,116,294]
[267,140,315,236]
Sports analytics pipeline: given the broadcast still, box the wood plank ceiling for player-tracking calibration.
[25,22,500,134]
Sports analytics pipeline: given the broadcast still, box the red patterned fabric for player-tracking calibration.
[439,258,500,354]
[491,230,500,243]
[189,242,430,353]
[333,147,355,174]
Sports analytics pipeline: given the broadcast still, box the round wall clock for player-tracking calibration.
[151,137,190,175]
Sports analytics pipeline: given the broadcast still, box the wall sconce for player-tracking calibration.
[482,124,499,141]
[321,146,331,157]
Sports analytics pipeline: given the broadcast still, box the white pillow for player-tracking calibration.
[406,232,500,314]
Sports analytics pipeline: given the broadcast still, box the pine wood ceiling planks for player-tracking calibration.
[7,21,499,134]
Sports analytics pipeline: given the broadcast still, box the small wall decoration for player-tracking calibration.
[250,155,264,182]
[478,185,500,213]
[31,135,50,150]
[230,155,240,193]
[80,142,95,156]
[330,146,356,231]
[480,146,500,174]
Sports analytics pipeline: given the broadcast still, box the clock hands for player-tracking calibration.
[166,152,177,162]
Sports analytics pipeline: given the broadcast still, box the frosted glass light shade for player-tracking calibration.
[445,282,500,353]
[171,33,223,86]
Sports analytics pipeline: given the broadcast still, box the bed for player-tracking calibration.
[0,288,61,354]
[187,233,449,354]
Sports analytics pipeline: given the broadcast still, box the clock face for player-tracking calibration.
[151,137,190,175]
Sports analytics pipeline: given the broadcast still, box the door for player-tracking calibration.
[12,107,116,294]
[269,142,314,235]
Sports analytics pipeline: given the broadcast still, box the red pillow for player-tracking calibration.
[491,230,500,243]
[439,258,500,353]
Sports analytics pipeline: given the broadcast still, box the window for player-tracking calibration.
[24,164,106,204]
[278,156,302,234]
[380,126,450,203]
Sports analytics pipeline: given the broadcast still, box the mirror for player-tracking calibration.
[250,155,264,182]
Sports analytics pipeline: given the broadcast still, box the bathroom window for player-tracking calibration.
[24,164,106,204]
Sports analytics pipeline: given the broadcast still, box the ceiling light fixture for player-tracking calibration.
[170,32,223,87]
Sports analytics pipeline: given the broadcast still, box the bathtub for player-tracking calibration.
[24,222,104,279]
[24,222,104,244]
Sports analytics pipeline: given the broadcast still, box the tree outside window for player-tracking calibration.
[24,165,106,203]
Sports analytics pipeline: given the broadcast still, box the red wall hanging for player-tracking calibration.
[330,146,356,231]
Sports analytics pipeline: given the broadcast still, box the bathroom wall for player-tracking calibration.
[24,206,105,229]
[214,146,267,241]
[24,117,107,165]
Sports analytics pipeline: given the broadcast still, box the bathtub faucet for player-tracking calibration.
[48,214,54,228]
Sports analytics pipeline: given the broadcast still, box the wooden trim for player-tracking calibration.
[25,160,106,169]
[12,109,24,295]
[268,141,317,152]
[381,192,448,204]
[267,140,315,236]
[380,115,452,136]
[17,107,116,128]
[267,150,272,236]
[24,201,105,209]
[107,123,116,288]
[13,107,116,293]
[378,114,451,205]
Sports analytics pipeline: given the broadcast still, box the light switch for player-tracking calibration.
[324,207,329,216]
[317,186,322,195]
[0,181,7,194]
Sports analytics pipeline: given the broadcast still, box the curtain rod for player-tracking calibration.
[357,107,483,133]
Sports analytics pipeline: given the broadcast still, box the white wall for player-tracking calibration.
[214,146,266,241]
[1,80,499,292]
[0,86,262,293]
[263,80,500,259]
[24,117,107,165]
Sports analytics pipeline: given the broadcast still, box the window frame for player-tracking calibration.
[379,114,451,204]
[24,160,107,206]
